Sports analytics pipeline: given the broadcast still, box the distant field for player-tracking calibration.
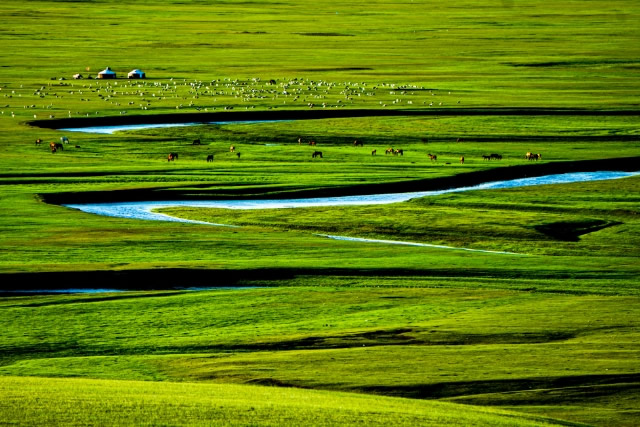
[1,0,639,425]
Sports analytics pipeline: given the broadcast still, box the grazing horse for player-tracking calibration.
[353,139,363,147]
[60,136,69,144]
[49,142,57,153]
[206,154,214,162]
[385,147,394,155]
[371,149,377,156]
[193,139,201,145]
[229,145,235,152]
[460,156,465,164]
[312,151,323,158]
[526,152,540,161]
[428,153,437,162]
[168,152,178,162]
[308,140,316,146]
[35,138,42,146]
[394,149,403,156]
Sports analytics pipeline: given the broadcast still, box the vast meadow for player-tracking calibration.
[1,0,640,425]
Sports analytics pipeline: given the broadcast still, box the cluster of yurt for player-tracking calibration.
[95,67,146,79]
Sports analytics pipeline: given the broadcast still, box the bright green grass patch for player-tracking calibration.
[0,376,564,426]
[2,287,639,425]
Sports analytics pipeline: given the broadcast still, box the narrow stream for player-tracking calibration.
[64,171,639,223]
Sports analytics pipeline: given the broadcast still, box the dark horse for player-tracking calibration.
[50,142,63,152]
[312,151,323,158]
[168,152,178,161]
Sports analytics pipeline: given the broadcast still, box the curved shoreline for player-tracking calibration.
[41,156,640,205]
[28,107,640,130]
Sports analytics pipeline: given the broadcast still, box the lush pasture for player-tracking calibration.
[1,287,639,425]
[1,0,640,425]
[0,376,566,426]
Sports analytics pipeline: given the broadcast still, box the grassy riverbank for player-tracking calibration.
[1,0,640,425]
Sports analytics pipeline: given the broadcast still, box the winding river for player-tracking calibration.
[64,171,639,255]
[65,171,639,222]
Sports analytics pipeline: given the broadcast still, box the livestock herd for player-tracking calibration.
[34,134,542,164]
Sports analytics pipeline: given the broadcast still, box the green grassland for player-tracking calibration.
[1,0,640,425]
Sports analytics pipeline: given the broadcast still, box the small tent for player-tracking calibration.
[97,67,117,79]
[128,69,146,79]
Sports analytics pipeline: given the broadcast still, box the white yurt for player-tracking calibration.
[127,69,146,79]
[97,67,117,79]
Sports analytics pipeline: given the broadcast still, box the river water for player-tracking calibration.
[64,171,639,223]
[60,120,286,134]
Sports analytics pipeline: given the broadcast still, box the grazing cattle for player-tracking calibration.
[312,151,323,158]
[526,152,541,161]
[60,136,69,144]
[236,152,241,159]
[490,153,502,160]
[75,145,81,149]
[482,155,491,161]
[168,152,178,162]
[206,154,214,162]
[298,137,302,145]
[308,140,316,146]
[353,139,363,147]
[193,139,201,145]
[460,156,465,164]
[428,153,437,162]
[371,149,377,156]
[35,138,42,146]
[395,149,403,156]
[229,145,235,152]
[385,147,394,155]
